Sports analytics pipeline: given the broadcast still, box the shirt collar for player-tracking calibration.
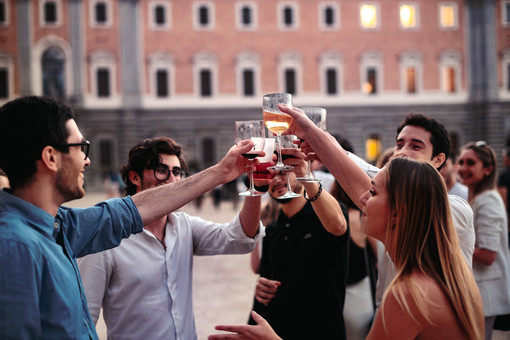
[0,189,58,237]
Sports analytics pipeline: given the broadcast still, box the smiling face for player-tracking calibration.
[131,153,182,193]
[393,125,445,169]
[457,148,492,191]
[55,120,91,202]
[359,168,391,243]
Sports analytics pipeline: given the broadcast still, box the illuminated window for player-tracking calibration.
[399,51,422,94]
[445,67,456,93]
[406,67,416,93]
[400,4,417,29]
[439,50,460,94]
[365,134,382,163]
[439,3,457,29]
[360,4,378,29]
[363,68,377,94]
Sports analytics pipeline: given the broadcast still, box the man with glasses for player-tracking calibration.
[0,96,261,339]
[78,137,264,340]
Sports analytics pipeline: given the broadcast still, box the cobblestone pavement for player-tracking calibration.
[67,192,510,340]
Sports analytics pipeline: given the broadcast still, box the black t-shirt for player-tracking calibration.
[250,201,350,340]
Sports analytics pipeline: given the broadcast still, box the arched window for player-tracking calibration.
[42,47,65,99]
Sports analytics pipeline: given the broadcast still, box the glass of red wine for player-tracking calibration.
[235,120,266,197]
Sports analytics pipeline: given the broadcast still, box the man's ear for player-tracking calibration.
[128,171,141,187]
[40,146,59,172]
[432,152,446,169]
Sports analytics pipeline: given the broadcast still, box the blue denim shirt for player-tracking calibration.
[0,189,143,339]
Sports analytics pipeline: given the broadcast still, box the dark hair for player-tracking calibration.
[121,137,186,196]
[0,96,74,189]
[396,114,451,170]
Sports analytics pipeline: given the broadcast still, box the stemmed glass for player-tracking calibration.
[296,107,327,183]
[276,135,301,199]
[263,93,293,171]
[235,120,266,197]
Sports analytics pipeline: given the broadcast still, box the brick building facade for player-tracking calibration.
[0,0,509,189]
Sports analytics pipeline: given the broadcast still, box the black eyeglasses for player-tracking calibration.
[54,141,90,160]
[152,164,187,181]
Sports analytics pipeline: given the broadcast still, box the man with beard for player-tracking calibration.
[0,96,259,339]
[78,137,263,340]
[249,147,349,340]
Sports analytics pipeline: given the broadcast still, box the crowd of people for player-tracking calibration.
[0,95,509,340]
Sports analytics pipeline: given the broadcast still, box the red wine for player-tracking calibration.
[274,151,297,161]
[242,152,261,159]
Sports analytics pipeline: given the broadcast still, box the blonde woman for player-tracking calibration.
[210,158,484,340]
[458,141,510,339]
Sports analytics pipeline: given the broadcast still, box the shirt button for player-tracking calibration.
[54,222,59,229]
[285,223,290,228]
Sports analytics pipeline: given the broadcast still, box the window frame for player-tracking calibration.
[319,52,343,96]
[399,3,419,31]
[193,1,215,31]
[236,2,257,31]
[278,52,302,95]
[438,2,458,30]
[502,1,510,27]
[40,0,62,27]
[319,2,340,31]
[149,1,171,31]
[278,2,299,31]
[90,0,113,28]
[359,2,380,31]
[0,0,10,26]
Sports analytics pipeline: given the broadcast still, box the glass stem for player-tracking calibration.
[249,160,255,193]
[276,134,283,165]
[286,173,293,193]
[306,160,311,177]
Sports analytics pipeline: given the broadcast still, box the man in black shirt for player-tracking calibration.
[249,148,349,340]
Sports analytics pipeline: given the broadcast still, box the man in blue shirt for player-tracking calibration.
[0,96,256,339]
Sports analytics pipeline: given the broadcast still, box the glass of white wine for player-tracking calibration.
[277,135,301,199]
[296,107,327,183]
[235,120,266,197]
[262,93,293,171]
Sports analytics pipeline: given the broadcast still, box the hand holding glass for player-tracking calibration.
[263,93,294,171]
[296,107,326,183]
[235,120,266,197]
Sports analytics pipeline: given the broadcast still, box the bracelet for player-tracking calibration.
[304,182,322,202]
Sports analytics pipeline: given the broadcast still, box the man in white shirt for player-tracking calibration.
[278,107,475,309]
[78,137,264,340]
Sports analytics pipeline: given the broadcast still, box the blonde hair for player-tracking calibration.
[381,158,484,339]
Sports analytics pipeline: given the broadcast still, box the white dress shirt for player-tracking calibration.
[78,212,264,340]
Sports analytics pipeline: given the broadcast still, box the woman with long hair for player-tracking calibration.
[209,158,484,340]
[458,141,510,339]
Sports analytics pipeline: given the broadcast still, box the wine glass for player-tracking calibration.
[276,135,301,199]
[296,107,327,183]
[235,120,266,197]
[263,93,293,171]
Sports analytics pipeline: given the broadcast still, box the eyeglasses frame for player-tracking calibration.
[54,141,90,160]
